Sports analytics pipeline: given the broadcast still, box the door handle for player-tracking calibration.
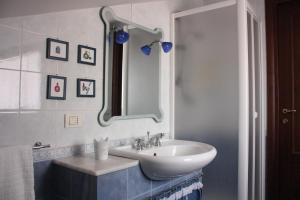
[282,108,297,114]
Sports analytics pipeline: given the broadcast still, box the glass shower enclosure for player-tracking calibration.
[171,0,265,199]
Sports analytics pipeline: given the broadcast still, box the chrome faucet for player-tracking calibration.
[134,138,145,151]
[149,133,166,147]
[145,131,152,148]
[133,132,166,150]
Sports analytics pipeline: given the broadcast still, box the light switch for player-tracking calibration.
[64,114,83,128]
[69,116,79,125]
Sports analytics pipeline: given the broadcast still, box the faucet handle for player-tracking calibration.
[135,138,145,145]
[135,137,144,142]
[134,138,145,150]
[159,133,166,138]
[150,133,165,147]
[147,131,150,140]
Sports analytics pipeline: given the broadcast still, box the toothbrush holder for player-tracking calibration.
[94,139,109,160]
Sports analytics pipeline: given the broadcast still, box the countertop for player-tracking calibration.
[54,153,139,176]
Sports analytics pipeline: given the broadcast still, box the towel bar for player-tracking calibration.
[33,142,51,150]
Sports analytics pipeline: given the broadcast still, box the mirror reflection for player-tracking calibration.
[99,7,164,126]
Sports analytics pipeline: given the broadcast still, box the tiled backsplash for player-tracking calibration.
[33,134,168,162]
[0,1,171,148]
[33,137,135,162]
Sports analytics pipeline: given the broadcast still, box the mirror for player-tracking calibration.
[99,7,163,126]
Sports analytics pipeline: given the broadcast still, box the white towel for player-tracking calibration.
[0,145,35,200]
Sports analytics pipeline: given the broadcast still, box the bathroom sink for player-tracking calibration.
[109,139,217,180]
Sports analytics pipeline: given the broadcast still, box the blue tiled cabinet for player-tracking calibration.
[34,161,202,200]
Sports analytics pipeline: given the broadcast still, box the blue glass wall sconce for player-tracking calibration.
[161,42,173,53]
[140,41,173,56]
[115,30,129,44]
[141,45,152,55]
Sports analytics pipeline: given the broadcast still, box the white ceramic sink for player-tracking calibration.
[109,139,217,180]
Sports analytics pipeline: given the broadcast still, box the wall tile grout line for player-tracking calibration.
[150,180,153,196]
[126,168,129,200]
[22,28,57,38]
[18,23,23,115]
[0,23,21,31]
[0,108,103,113]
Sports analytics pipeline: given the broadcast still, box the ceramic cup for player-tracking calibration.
[94,139,109,160]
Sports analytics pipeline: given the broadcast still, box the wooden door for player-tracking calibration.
[277,1,300,199]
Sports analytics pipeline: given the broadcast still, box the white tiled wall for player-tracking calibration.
[0,1,171,148]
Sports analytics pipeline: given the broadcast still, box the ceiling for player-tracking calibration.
[0,0,164,18]
[0,0,218,19]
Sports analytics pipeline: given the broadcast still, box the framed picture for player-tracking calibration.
[77,45,96,65]
[47,75,67,100]
[46,38,69,61]
[77,79,95,97]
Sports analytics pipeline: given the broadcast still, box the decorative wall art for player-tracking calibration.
[77,79,95,97]
[77,45,96,65]
[46,38,69,61]
[47,75,67,100]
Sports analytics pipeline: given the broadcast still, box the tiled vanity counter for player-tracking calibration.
[51,154,202,200]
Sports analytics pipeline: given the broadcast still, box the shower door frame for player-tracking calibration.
[170,0,251,199]
[247,3,266,200]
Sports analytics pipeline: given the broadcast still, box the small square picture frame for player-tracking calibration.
[47,75,67,100]
[77,45,96,65]
[77,79,95,97]
[46,38,69,61]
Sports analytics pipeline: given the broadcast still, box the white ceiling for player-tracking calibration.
[0,0,164,18]
[0,0,215,19]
